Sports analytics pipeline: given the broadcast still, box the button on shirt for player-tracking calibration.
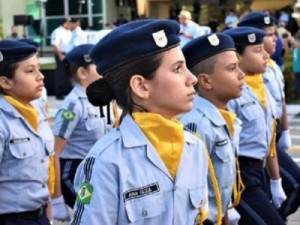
[51,25,72,53]
[0,97,54,213]
[180,96,241,222]
[71,115,208,225]
[52,84,111,159]
[228,83,276,159]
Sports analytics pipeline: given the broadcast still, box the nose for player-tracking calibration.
[187,69,197,86]
[238,67,245,79]
[38,70,45,80]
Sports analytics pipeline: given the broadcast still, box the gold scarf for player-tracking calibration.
[4,95,38,131]
[243,74,267,109]
[133,112,184,178]
[218,109,236,138]
[267,58,275,69]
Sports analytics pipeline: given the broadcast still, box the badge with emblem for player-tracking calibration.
[207,34,220,46]
[264,16,270,24]
[0,51,3,62]
[83,54,92,63]
[248,33,256,43]
[152,30,168,48]
[76,182,93,204]
[61,109,76,121]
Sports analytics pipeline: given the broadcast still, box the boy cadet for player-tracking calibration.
[238,11,300,221]
[181,33,245,225]
[223,26,286,225]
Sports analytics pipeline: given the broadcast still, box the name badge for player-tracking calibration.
[241,101,255,108]
[9,137,30,144]
[123,182,160,202]
[215,139,228,147]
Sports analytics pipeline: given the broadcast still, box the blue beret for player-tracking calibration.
[66,44,94,66]
[222,27,266,46]
[238,12,276,29]
[18,38,39,47]
[183,33,235,69]
[90,19,180,74]
[0,40,37,62]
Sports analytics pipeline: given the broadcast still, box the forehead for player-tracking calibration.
[215,51,238,64]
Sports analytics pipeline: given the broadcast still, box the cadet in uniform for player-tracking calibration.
[181,33,244,225]
[223,27,287,225]
[0,40,54,225]
[238,11,300,220]
[51,44,110,220]
[71,19,209,225]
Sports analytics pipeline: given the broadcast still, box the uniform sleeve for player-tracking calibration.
[0,123,5,163]
[72,156,119,225]
[51,29,60,46]
[52,102,80,139]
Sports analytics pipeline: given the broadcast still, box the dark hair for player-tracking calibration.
[0,60,19,94]
[63,59,89,83]
[88,52,163,123]
[235,45,247,55]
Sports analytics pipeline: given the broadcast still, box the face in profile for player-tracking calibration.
[137,46,197,119]
[2,54,44,104]
[263,26,277,55]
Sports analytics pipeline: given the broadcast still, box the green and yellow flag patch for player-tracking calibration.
[76,183,93,204]
[62,109,76,121]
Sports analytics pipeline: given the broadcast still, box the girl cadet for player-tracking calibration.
[223,27,286,225]
[181,33,244,225]
[238,11,300,221]
[71,19,209,225]
[51,44,111,220]
[0,40,53,225]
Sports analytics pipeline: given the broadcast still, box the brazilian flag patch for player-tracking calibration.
[76,183,93,204]
[62,109,76,121]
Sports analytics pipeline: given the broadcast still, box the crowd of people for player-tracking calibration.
[1,4,300,225]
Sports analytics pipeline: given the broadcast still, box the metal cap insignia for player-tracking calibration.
[248,33,256,43]
[152,30,168,48]
[207,34,220,46]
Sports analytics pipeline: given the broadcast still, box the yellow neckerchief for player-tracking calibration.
[218,109,236,138]
[267,58,275,69]
[132,112,184,179]
[243,74,267,109]
[218,109,245,211]
[4,95,38,131]
[113,100,120,127]
[269,120,277,158]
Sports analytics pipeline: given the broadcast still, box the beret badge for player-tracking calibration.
[207,34,220,46]
[83,54,92,63]
[0,51,3,62]
[264,16,270,24]
[152,30,168,48]
[248,33,256,43]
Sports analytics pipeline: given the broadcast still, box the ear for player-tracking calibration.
[129,75,149,99]
[197,73,212,90]
[0,76,13,91]
[77,67,88,81]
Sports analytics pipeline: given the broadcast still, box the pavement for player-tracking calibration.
[47,97,300,225]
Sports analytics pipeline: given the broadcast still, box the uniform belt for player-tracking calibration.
[238,156,265,168]
[0,205,46,219]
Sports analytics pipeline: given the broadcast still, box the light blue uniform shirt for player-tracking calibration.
[180,96,241,222]
[52,84,111,159]
[228,83,276,159]
[263,61,285,119]
[71,115,208,225]
[0,96,53,213]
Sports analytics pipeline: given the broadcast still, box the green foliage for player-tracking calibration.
[283,53,300,103]
[0,17,3,40]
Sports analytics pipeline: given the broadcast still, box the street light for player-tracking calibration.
[78,0,86,15]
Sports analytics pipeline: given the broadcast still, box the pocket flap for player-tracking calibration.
[189,187,204,208]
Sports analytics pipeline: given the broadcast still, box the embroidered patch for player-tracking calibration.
[241,101,255,108]
[123,182,160,202]
[76,183,93,204]
[215,139,228,147]
[9,137,30,144]
[62,109,76,121]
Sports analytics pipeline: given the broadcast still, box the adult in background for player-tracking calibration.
[51,18,72,100]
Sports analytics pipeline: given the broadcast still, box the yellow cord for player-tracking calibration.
[198,147,223,225]
[228,159,245,208]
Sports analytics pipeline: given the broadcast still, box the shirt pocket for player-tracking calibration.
[9,141,35,159]
[125,193,166,223]
[85,117,101,131]
[215,144,231,163]
[240,102,260,121]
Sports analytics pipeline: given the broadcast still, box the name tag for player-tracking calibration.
[215,139,228,147]
[241,101,255,108]
[9,137,30,144]
[123,182,160,202]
